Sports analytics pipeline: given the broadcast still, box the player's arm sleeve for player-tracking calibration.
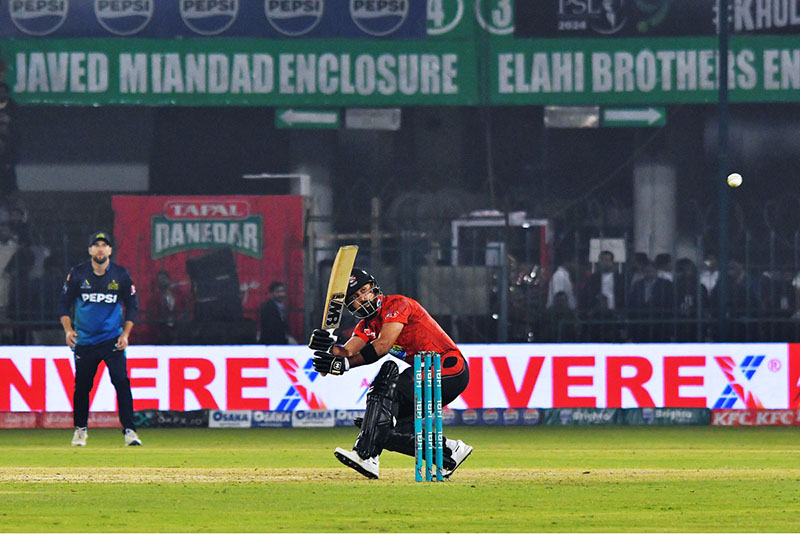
[121,270,139,323]
[351,320,370,342]
[56,269,77,318]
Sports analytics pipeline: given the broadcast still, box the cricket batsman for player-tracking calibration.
[309,268,473,479]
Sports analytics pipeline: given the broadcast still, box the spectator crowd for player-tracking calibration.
[513,249,800,343]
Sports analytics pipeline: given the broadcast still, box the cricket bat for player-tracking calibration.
[321,244,359,334]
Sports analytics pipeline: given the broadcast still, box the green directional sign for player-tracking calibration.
[602,107,666,127]
[275,108,340,129]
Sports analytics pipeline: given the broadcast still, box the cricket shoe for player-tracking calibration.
[124,428,142,446]
[442,440,473,478]
[334,447,379,479]
[71,427,88,447]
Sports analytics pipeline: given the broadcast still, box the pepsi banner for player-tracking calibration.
[515,0,800,38]
[1,343,799,412]
[0,0,425,39]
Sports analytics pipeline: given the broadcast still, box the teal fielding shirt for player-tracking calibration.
[56,260,139,346]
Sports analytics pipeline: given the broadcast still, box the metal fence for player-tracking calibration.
[3,206,800,345]
[307,220,800,344]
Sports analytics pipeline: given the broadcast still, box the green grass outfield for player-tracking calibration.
[0,426,799,532]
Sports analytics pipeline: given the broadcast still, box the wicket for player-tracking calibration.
[414,351,443,482]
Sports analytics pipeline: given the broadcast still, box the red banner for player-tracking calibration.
[0,412,37,428]
[38,412,121,429]
[711,409,800,426]
[111,196,305,344]
[790,343,800,409]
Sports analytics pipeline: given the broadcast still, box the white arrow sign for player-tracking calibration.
[603,107,665,126]
[277,109,339,128]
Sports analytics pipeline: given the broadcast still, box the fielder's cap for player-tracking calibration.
[89,231,113,247]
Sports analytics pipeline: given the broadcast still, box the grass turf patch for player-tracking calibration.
[0,426,798,532]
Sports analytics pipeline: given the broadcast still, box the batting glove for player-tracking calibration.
[308,329,335,352]
[312,350,349,375]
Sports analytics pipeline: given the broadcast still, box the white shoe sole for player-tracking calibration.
[334,448,379,479]
[444,444,473,479]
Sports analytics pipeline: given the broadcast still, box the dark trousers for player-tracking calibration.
[382,359,470,459]
[73,339,135,432]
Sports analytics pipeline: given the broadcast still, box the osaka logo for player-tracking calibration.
[265,0,324,37]
[180,0,239,36]
[94,0,153,36]
[350,0,407,37]
[9,0,69,36]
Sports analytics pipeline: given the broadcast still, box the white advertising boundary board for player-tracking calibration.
[1,343,797,411]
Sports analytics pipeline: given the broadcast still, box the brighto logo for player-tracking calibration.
[265,0,324,36]
[350,0,407,37]
[180,0,238,36]
[9,0,69,36]
[95,0,153,36]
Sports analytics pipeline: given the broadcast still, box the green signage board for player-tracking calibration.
[4,25,800,106]
[490,35,800,105]
[4,39,480,106]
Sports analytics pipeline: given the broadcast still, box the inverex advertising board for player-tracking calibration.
[2,343,798,412]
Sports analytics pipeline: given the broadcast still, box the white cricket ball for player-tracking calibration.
[727,172,743,188]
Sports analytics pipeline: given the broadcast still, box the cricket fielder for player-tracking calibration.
[57,231,141,447]
[309,268,473,479]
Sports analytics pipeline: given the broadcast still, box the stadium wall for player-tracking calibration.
[2,344,798,412]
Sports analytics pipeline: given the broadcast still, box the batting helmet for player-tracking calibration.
[346,268,382,319]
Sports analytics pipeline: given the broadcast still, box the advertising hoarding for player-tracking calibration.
[2,343,797,411]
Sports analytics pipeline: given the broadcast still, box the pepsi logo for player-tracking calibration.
[265,0,324,37]
[482,408,499,424]
[502,408,519,424]
[9,0,69,36]
[350,0,407,37]
[461,409,478,424]
[94,0,153,36]
[523,409,540,424]
[180,0,238,36]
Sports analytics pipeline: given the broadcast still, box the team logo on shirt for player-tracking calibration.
[82,293,118,303]
[384,310,399,319]
[388,344,406,358]
[80,280,91,289]
[108,280,119,290]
